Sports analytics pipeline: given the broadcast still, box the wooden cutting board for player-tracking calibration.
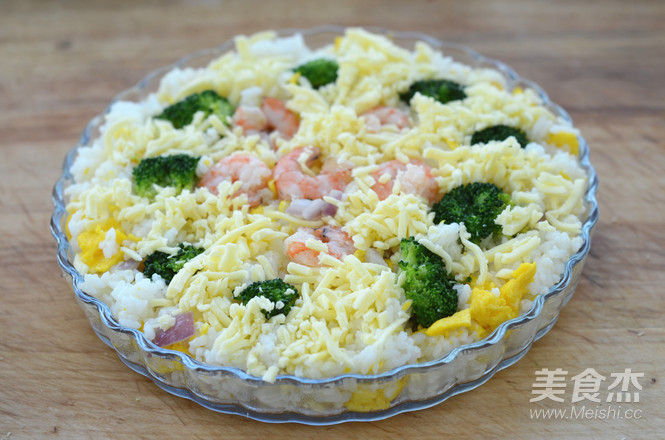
[1,0,663,438]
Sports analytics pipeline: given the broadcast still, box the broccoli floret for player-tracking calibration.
[398,237,458,328]
[293,59,339,89]
[155,90,234,129]
[143,244,204,284]
[399,79,466,105]
[236,279,299,319]
[431,182,511,243]
[133,154,199,198]
[471,124,529,148]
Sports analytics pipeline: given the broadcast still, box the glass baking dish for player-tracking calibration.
[50,25,599,424]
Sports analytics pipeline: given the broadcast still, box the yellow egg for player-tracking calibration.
[267,179,277,197]
[353,249,366,261]
[346,379,404,412]
[65,212,74,240]
[334,36,343,51]
[162,340,191,355]
[288,72,301,85]
[425,308,472,337]
[346,389,392,412]
[470,262,537,338]
[78,219,127,273]
[444,137,460,149]
[548,132,579,156]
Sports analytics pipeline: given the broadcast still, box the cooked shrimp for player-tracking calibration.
[285,226,355,266]
[199,154,272,207]
[262,97,299,139]
[232,106,268,135]
[362,106,411,132]
[232,97,299,140]
[273,147,353,200]
[371,160,439,203]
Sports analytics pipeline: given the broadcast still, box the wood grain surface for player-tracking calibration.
[1,0,664,438]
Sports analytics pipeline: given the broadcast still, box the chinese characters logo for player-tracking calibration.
[530,368,644,403]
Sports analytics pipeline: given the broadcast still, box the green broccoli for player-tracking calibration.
[470,124,529,148]
[132,154,200,199]
[293,58,339,89]
[155,90,234,129]
[236,279,299,319]
[399,79,466,105]
[143,244,204,284]
[398,237,458,328]
[431,182,511,243]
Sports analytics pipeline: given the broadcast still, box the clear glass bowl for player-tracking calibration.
[50,25,599,424]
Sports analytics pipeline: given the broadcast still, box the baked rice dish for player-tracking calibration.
[59,27,594,415]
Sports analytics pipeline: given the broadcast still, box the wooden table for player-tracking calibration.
[1,0,663,438]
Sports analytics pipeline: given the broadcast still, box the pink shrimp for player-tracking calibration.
[285,226,355,267]
[198,154,272,207]
[371,160,439,203]
[362,106,411,132]
[262,97,299,139]
[273,147,353,200]
[232,97,299,140]
[232,106,267,135]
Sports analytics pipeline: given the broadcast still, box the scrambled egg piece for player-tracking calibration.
[162,340,191,355]
[470,262,537,338]
[425,263,536,338]
[425,308,472,337]
[548,132,579,156]
[346,379,405,412]
[78,219,128,273]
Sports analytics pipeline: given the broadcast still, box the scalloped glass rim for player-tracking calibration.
[50,25,599,424]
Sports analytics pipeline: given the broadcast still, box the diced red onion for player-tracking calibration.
[115,259,140,271]
[322,202,338,217]
[302,199,327,219]
[328,189,344,200]
[286,198,338,220]
[285,199,311,217]
[152,311,195,347]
